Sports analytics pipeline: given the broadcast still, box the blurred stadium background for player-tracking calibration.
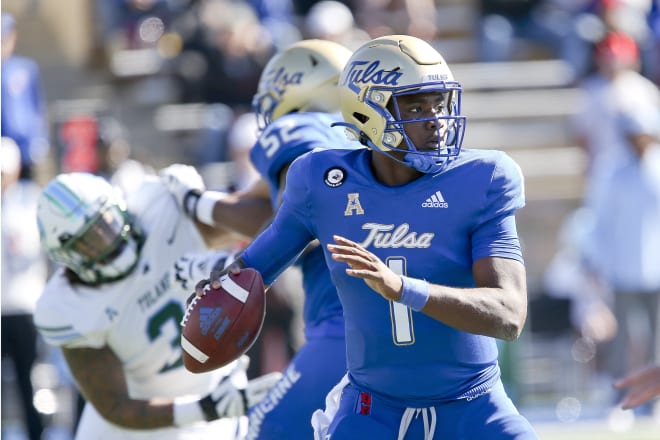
[1,0,659,439]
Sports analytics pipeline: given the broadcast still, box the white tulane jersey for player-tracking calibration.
[34,177,246,439]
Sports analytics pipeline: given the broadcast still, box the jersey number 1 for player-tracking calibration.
[387,257,415,345]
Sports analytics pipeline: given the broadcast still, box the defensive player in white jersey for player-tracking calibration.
[33,171,281,440]
[196,35,539,439]
[164,39,360,439]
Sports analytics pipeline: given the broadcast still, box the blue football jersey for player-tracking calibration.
[246,111,360,439]
[243,147,526,405]
[250,111,359,208]
[250,111,359,338]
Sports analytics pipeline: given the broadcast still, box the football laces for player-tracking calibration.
[180,284,209,327]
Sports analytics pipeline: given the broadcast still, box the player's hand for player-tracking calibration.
[327,235,403,301]
[159,164,205,216]
[198,356,282,419]
[174,252,229,291]
[193,257,244,297]
[614,365,660,409]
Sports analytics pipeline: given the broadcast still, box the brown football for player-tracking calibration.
[181,268,266,373]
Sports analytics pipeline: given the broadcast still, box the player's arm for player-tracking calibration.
[328,236,527,341]
[62,345,173,429]
[423,256,527,341]
[62,345,281,429]
[199,178,274,238]
[614,364,660,409]
[159,164,273,240]
[196,157,316,293]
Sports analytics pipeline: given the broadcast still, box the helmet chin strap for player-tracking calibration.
[369,134,448,174]
[330,121,449,174]
[402,152,446,173]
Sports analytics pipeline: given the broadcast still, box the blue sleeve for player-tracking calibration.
[250,114,334,194]
[242,154,316,285]
[472,153,525,262]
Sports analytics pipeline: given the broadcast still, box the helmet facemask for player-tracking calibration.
[38,173,143,286]
[49,197,140,285]
[252,84,282,131]
[344,82,466,173]
[384,84,465,173]
[337,35,467,173]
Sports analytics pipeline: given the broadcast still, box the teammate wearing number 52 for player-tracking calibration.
[199,35,538,438]
[164,39,359,439]
[33,171,281,439]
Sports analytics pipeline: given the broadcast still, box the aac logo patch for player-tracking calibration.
[324,167,346,187]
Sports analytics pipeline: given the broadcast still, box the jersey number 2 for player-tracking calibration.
[387,258,415,345]
[147,301,185,373]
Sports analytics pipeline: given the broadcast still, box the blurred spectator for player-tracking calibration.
[1,137,49,440]
[1,12,50,180]
[350,0,438,40]
[476,0,603,73]
[543,207,617,345]
[572,31,660,208]
[303,1,370,49]
[57,113,153,194]
[599,0,658,81]
[248,0,301,49]
[95,0,191,52]
[226,112,260,191]
[173,0,274,107]
[198,111,261,192]
[650,0,660,83]
[94,116,154,194]
[581,62,660,409]
[478,0,554,61]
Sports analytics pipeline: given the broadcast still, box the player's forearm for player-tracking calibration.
[416,257,528,340]
[211,195,273,237]
[63,346,181,430]
[94,398,175,430]
[422,284,527,341]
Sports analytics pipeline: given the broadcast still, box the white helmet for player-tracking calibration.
[337,35,466,173]
[37,172,143,285]
[252,39,352,130]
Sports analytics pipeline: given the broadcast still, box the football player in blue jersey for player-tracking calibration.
[193,34,539,439]
[163,39,361,439]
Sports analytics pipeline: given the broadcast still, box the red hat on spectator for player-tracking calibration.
[596,31,639,65]
[600,0,619,9]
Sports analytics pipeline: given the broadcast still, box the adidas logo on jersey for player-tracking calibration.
[199,307,222,336]
[422,191,448,208]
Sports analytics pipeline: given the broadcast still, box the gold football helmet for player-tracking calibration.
[252,39,352,130]
[337,35,466,173]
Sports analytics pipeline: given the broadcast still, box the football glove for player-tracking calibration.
[159,163,205,217]
[174,251,231,291]
[198,356,282,420]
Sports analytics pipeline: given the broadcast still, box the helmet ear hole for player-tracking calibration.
[353,112,369,124]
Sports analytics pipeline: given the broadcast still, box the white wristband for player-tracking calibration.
[194,191,228,226]
[173,397,205,426]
